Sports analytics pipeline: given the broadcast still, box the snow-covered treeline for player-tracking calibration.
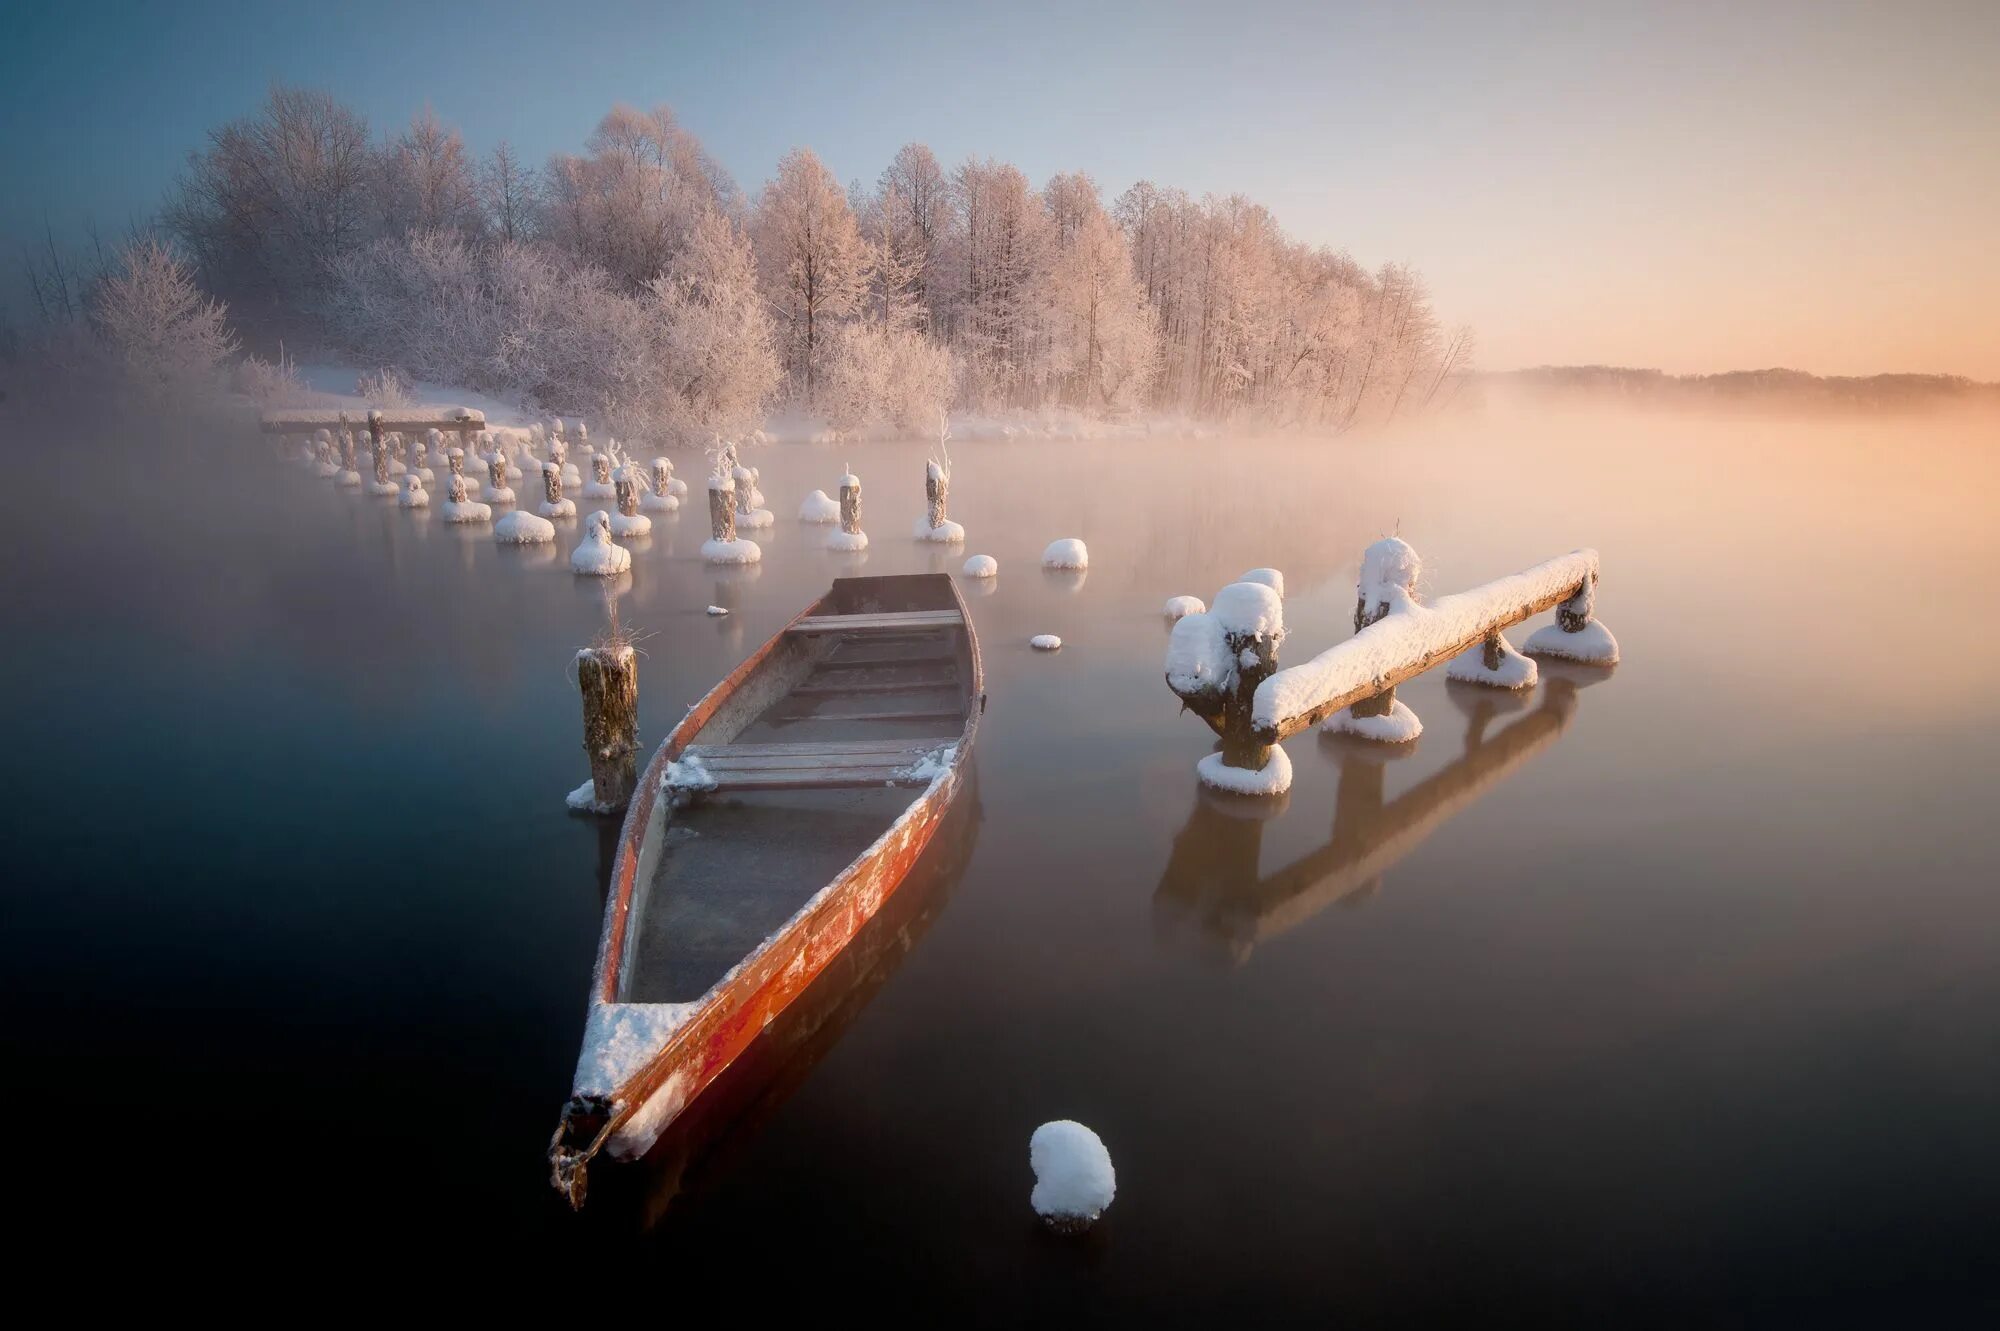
[16,86,1470,438]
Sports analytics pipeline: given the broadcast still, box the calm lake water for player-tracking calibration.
[6,403,1999,1313]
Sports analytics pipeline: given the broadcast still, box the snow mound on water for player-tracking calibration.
[706,605,729,616]
[1323,698,1423,743]
[572,512,631,575]
[702,536,763,565]
[1030,1120,1116,1232]
[1196,744,1293,795]
[1445,634,1537,688]
[1164,595,1205,621]
[962,554,998,578]
[494,510,556,544]
[1041,538,1088,570]
[442,497,491,524]
[915,517,966,543]
[825,529,869,553]
[798,489,840,523]
[1030,634,1062,651]
[609,510,651,538]
[1524,618,1620,665]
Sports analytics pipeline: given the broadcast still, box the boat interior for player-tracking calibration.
[620,575,976,1004]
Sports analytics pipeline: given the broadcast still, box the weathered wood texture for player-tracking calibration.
[578,645,639,812]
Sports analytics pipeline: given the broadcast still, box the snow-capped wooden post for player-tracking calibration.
[339,424,357,475]
[543,463,564,508]
[1166,580,1289,792]
[615,468,639,520]
[575,642,638,813]
[652,457,672,497]
[593,454,612,492]
[709,472,736,543]
[840,471,863,538]
[926,460,949,531]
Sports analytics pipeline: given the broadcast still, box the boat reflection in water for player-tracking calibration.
[585,766,983,1231]
[1156,665,1608,963]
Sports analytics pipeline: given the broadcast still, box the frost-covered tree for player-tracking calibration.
[93,240,238,395]
[541,104,738,289]
[1042,175,1156,412]
[874,144,952,333]
[482,141,538,244]
[165,85,375,321]
[647,211,781,438]
[949,158,1051,405]
[752,148,868,402]
[380,107,483,237]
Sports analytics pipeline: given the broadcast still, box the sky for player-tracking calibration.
[3,0,1995,377]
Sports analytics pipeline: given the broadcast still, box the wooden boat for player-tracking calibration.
[550,573,983,1206]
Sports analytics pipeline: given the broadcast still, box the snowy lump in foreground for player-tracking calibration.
[1446,633,1537,688]
[571,511,631,576]
[962,554,998,578]
[1030,634,1062,651]
[1164,595,1205,621]
[1030,1120,1115,1233]
[702,534,763,565]
[798,489,841,523]
[1041,538,1088,570]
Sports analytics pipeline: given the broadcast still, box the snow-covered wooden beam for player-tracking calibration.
[1165,540,1616,796]
[259,406,486,433]
[1255,548,1601,743]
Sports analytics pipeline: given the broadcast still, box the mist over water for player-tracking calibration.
[5,398,1999,1309]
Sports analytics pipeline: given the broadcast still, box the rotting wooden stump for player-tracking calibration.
[577,644,639,813]
[615,471,639,518]
[543,464,564,507]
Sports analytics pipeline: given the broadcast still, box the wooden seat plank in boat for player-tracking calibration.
[788,609,963,634]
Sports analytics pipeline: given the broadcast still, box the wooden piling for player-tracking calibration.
[926,463,949,531]
[1351,590,1397,717]
[544,464,563,507]
[615,469,639,518]
[840,474,863,536]
[1218,619,1282,771]
[577,644,639,813]
[709,481,737,543]
[594,455,612,489]
[1557,571,1596,633]
[652,458,672,495]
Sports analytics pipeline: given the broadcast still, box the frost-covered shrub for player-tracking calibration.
[354,365,414,408]
[820,323,957,435]
[93,240,238,398]
[234,350,318,406]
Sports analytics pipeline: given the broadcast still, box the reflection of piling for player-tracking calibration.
[577,644,638,813]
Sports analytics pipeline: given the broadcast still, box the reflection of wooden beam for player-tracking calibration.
[1156,683,1579,958]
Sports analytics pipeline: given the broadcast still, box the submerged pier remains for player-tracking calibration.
[1165,538,1617,795]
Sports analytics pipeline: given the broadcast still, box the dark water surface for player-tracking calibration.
[5,406,1998,1314]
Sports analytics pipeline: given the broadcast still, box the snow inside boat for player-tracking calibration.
[550,573,983,1206]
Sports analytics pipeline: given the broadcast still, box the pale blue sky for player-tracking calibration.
[3,0,1995,374]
